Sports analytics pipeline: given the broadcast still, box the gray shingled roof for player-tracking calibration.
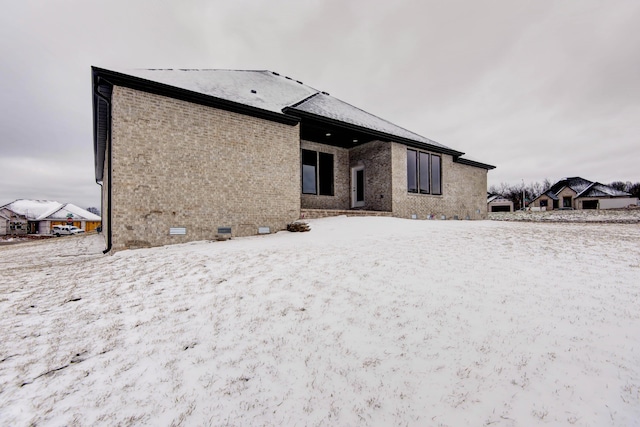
[289,92,451,150]
[578,183,631,198]
[116,69,318,114]
[534,177,632,201]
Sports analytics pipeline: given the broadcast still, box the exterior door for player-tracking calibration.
[351,166,365,208]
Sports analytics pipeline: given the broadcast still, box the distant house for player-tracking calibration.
[529,177,638,210]
[487,193,514,212]
[0,200,102,235]
[92,67,495,252]
[0,210,23,235]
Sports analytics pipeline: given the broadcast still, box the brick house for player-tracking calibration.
[529,177,638,210]
[92,67,495,252]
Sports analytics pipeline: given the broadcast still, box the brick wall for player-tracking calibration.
[531,195,553,210]
[349,140,393,212]
[556,187,577,209]
[390,142,488,220]
[109,86,301,251]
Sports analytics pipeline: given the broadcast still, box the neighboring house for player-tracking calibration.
[529,177,638,210]
[0,211,7,235]
[0,200,102,235]
[0,210,23,235]
[487,193,514,212]
[92,67,495,252]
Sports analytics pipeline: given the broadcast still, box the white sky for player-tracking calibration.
[1,0,639,208]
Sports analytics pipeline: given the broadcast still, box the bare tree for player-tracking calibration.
[490,179,553,210]
[609,181,627,192]
[627,182,640,198]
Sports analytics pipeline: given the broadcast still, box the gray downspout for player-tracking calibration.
[94,82,112,254]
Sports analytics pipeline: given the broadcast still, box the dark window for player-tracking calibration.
[563,196,572,208]
[302,149,317,194]
[407,150,418,193]
[540,199,548,208]
[408,149,442,195]
[583,200,598,209]
[431,155,442,195]
[302,149,334,196]
[356,169,365,202]
[419,152,430,194]
[318,152,334,196]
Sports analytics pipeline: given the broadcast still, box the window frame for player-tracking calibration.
[407,149,442,195]
[301,149,317,195]
[431,154,442,195]
[301,149,334,196]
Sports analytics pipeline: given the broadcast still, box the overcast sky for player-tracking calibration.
[1,0,639,209]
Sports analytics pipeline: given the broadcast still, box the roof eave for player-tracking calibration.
[453,157,496,170]
[284,108,464,157]
[91,67,301,126]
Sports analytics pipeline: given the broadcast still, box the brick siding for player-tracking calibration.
[109,86,300,251]
[349,140,393,212]
[390,142,488,220]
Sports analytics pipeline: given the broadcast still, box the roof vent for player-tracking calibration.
[251,89,257,94]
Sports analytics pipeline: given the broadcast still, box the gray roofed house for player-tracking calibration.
[92,67,495,252]
[0,200,102,235]
[530,177,638,211]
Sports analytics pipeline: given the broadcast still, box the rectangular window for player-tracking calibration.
[431,155,441,195]
[302,149,317,194]
[407,150,418,193]
[419,152,430,194]
[302,149,334,196]
[407,149,442,195]
[563,196,572,208]
[318,152,334,196]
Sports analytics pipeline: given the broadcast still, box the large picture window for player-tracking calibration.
[407,150,417,193]
[419,152,430,194]
[407,149,442,195]
[302,149,334,196]
[431,154,441,195]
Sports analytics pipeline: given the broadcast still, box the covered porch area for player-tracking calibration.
[296,111,395,215]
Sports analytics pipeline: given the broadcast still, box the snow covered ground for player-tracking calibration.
[1,217,639,426]
[489,208,640,223]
